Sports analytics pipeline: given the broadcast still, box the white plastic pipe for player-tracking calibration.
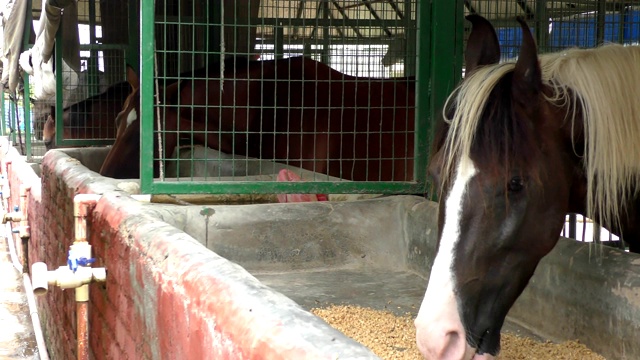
[5,222,50,359]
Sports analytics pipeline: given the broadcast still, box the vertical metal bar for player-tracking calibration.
[209,1,221,57]
[0,93,5,136]
[404,0,416,76]
[535,0,549,53]
[321,0,331,64]
[568,213,577,239]
[618,6,625,44]
[21,0,33,158]
[596,0,606,45]
[88,0,99,96]
[22,83,31,159]
[139,0,155,191]
[9,100,16,143]
[414,0,431,189]
[422,0,463,192]
[127,0,140,71]
[275,25,284,59]
[55,29,64,146]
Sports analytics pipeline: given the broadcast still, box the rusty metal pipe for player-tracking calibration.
[76,296,89,360]
[73,194,101,360]
[74,194,100,244]
[5,215,50,359]
[18,185,30,272]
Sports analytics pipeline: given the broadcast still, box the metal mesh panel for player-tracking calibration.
[2,92,35,157]
[1,3,40,159]
[54,0,129,149]
[143,0,423,194]
[463,0,640,62]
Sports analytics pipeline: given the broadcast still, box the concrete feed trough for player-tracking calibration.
[159,196,438,314]
[2,144,640,359]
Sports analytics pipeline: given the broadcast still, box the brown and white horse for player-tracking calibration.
[99,57,416,182]
[417,14,640,359]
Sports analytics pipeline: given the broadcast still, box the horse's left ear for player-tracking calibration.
[465,14,501,75]
[126,65,140,90]
[512,17,541,102]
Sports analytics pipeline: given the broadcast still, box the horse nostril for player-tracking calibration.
[439,330,469,360]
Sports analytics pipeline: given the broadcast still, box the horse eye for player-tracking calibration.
[508,176,524,192]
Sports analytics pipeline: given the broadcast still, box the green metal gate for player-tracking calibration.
[138,0,463,195]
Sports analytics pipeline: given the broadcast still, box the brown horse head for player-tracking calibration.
[43,77,132,151]
[100,67,144,178]
[415,15,600,360]
[42,113,56,150]
[100,66,193,179]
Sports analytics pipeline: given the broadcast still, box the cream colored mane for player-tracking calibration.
[442,44,640,227]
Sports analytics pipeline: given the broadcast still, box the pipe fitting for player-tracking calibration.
[2,205,24,223]
[18,185,30,213]
[74,194,101,243]
[10,225,30,239]
[68,242,95,272]
[0,175,7,200]
[31,263,107,296]
[2,159,11,176]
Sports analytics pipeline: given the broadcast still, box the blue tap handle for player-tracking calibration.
[67,250,95,272]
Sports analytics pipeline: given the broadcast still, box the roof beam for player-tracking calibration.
[325,3,345,38]
[515,0,536,20]
[360,0,393,36]
[292,0,307,37]
[342,0,387,10]
[386,0,404,20]
[330,0,364,37]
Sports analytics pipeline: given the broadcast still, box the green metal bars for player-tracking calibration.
[139,0,463,195]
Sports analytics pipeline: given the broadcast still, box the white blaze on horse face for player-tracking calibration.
[415,155,480,360]
[126,108,138,128]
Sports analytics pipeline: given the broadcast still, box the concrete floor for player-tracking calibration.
[0,231,39,359]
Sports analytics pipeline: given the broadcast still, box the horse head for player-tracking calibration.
[100,67,143,178]
[43,112,55,150]
[415,15,585,359]
[99,66,192,179]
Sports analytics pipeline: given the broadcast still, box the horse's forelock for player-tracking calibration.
[471,72,541,179]
[440,63,522,191]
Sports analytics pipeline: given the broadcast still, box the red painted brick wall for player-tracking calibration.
[0,145,375,360]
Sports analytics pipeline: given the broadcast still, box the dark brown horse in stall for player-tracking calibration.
[42,80,132,150]
[415,15,640,360]
[99,57,416,181]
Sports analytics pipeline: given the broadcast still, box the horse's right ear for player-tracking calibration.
[465,14,501,75]
[126,65,139,90]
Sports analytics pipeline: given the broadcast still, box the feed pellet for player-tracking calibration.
[311,305,605,360]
